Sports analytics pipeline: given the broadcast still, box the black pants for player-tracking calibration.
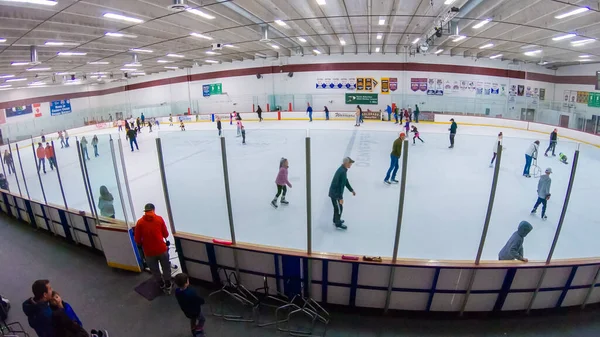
[48,156,56,170]
[413,135,423,144]
[331,197,343,224]
[275,184,287,198]
[449,133,456,146]
[258,112,262,121]
[490,152,497,164]
[545,141,556,155]
[6,161,14,174]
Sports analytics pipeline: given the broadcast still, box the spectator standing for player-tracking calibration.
[22,279,54,337]
[135,203,173,293]
[256,105,263,122]
[448,118,458,149]
[523,140,539,178]
[531,167,552,220]
[174,273,206,337]
[3,149,14,175]
[544,129,558,157]
[306,103,313,122]
[328,157,356,230]
[498,221,533,262]
[98,186,115,219]
[36,143,47,174]
[91,135,99,157]
[45,143,56,171]
[414,104,420,123]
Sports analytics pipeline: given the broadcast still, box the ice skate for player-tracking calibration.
[544,153,548,157]
[530,209,537,215]
[552,154,556,157]
[334,222,347,230]
[489,163,493,168]
[270,199,278,209]
[384,180,391,185]
[280,197,289,205]
[542,215,547,220]
[391,179,399,184]
[448,145,454,149]
[161,280,173,295]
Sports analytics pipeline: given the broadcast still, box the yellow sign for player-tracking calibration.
[381,78,390,94]
[356,77,378,92]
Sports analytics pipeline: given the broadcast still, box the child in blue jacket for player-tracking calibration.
[50,291,82,327]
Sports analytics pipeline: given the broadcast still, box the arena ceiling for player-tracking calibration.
[0,0,598,87]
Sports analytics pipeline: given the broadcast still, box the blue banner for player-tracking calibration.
[202,85,210,97]
[5,105,33,118]
[50,99,72,116]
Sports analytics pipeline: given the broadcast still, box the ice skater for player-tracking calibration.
[531,167,552,220]
[271,157,292,209]
[3,149,14,175]
[216,116,222,136]
[147,121,153,132]
[414,104,420,123]
[386,105,392,121]
[80,136,91,161]
[256,105,263,122]
[544,129,558,157]
[354,105,361,127]
[329,157,356,229]
[155,118,160,129]
[36,143,46,174]
[359,105,364,124]
[448,118,457,148]
[169,114,173,126]
[394,106,400,124]
[523,140,539,178]
[126,127,139,152]
[490,132,503,167]
[45,142,56,170]
[241,126,246,144]
[58,131,65,148]
[559,152,568,164]
[306,103,313,122]
[324,106,330,120]
[141,113,145,125]
[403,108,410,123]
[411,125,424,145]
[64,130,70,147]
[236,118,242,137]
[404,119,410,134]
[180,121,186,131]
[384,133,405,184]
[136,117,142,133]
[498,221,533,262]
[92,135,99,157]
[118,120,123,132]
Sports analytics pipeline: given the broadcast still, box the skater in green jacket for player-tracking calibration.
[328,157,356,229]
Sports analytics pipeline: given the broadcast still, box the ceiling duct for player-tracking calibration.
[30,46,41,65]
[168,0,188,11]
[260,25,271,42]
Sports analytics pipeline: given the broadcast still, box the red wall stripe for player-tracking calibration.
[0,62,595,109]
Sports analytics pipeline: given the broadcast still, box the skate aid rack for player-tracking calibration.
[275,283,330,337]
[208,268,258,322]
[252,276,290,327]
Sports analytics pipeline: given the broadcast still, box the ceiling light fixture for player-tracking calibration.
[489,54,503,59]
[571,38,595,46]
[520,44,539,50]
[156,60,172,63]
[1,0,57,5]
[89,72,107,75]
[0,85,12,89]
[28,81,45,86]
[164,66,179,69]
[434,49,443,54]
[298,37,307,43]
[205,51,220,55]
[88,61,110,65]
[44,41,63,46]
[0,38,6,43]
[103,13,144,24]
[131,72,146,76]
[26,67,51,71]
[340,38,346,46]
[552,33,576,41]
[120,68,137,71]
[205,60,219,63]
[378,17,385,25]
[580,58,592,62]
[579,55,591,58]
[412,38,420,44]
[312,49,321,54]
[444,0,456,4]
[105,32,138,38]
[57,52,87,56]
[0,74,14,79]
[274,19,288,27]
[123,63,142,67]
[6,78,27,82]
[223,44,239,48]
[524,49,542,56]
[11,62,29,66]
[555,7,589,19]
[376,33,382,40]
[190,32,213,40]
[479,43,494,49]
[316,0,326,5]
[452,35,466,42]
[269,44,280,49]
[167,53,185,58]
[55,72,73,75]
[185,8,215,19]
[472,19,491,29]
[130,48,153,53]
[375,47,381,52]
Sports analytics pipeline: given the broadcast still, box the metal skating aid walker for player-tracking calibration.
[275,282,330,336]
[208,268,257,322]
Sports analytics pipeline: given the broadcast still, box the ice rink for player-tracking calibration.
[4,118,599,262]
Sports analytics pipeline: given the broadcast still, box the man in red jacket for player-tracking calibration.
[134,203,172,292]
[36,143,46,174]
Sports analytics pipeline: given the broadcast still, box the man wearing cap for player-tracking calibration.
[134,203,172,292]
[328,157,356,230]
[384,132,405,184]
[531,168,552,220]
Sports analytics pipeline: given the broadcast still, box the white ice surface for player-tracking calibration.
[4,119,599,261]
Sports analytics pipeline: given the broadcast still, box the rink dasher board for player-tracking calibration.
[175,231,600,313]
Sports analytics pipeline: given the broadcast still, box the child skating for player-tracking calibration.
[241,126,246,144]
[236,119,242,137]
[410,125,424,145]
[180,121,186,131]
[490,132,503,167]
[216,116,222,136]
[271,158,292,208]
[559,152,568,164]
[404,120,410,134]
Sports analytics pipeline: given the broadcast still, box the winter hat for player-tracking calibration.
[399,132,406,138]
[545,167,552,174]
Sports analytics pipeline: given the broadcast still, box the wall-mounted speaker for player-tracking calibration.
[287,72,293,78]
[256,74,262,79]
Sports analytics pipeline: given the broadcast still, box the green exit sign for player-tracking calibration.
[345,93,378,105]
[209,83,222,95]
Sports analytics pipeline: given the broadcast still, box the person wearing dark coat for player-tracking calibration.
[328,157,356,230]
[256,105,263,122]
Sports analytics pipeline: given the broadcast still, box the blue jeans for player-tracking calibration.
[93,144,99,157]
[308,112,313,122]
[384,154,399,181]
[523,154,532,176]
[325,112,329,120]
[533,197,547,217]
[82,147,90,160]
[130,138,138,151]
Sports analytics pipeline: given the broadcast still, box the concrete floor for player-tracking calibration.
[2,215,600,337]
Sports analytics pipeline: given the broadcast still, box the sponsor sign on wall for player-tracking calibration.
[316,78,356,89]
[345,93,378,105]
[34,103,42,117]
[410,78,427,92]
[5,105,33,118]
[202,84,210,97]
[588,92,600,108]
[389,78,397,91]
[576,91,589,104]
[381,78,389,94]
[50,100,72,116]
[539,88,545,101]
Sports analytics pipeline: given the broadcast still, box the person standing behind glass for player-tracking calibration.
[414,104,420,123]
[3,149,14,175]
[36,143,46,174]
[324,106,330,120]
[91,135,99,157]
[98,186,115,219]
[80,136,90,161]
[64,130,70,148]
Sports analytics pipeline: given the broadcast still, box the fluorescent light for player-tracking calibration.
[89,72,107,75]
[190,32,213,40]
[205,51,220,55]
[88,61,110,65]
[11,62,29,66]
[524,49,542,56]
[167,53,185,58]
[131,72,145,75]
[130,48,153,53]
[105,32,138,38]
[473,19,491,29]
[205,60,219,64]
[44,41,63,46]
[58,52,87,56]
[123,63,142,67]
[298,37,307,43]
[376,33,382,40]
[520,44,539,50]
[269,44,280,49]
[28,81,45,86]
[579,55,591,58]
[580,59,592,62]
[378,17,385,25]
[27,67,51,71]
[552,33,576,41]
[0,38,5,43]
[6,78,27,82]
[479,43,493,49]
[103,13,143,24]
[340,38,346,46]
[185,8,215,20]
[312,49,321,54]
[375,47,381,52]
[434,49,443,54]
[274,19,287,27]
[54,72,74,75]
[571,39,595,46]
[412,38,420,44]
[316,0,326,5]
[489,54,503,59]
[444,0,455,4]
[156,60,172,63]
[164,66,179,69]
[0,85,12,88]
[120,68,137,71]
[223,44,239,48]
[452,35,466,42]
[0,74,14,78]
[555,7,589,19]
[1,0,57,5]
[255,53,267,58]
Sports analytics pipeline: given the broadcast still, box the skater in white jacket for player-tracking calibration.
[490,132,503,167]
[523,140,539,178]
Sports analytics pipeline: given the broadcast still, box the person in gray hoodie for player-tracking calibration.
[531,167,552,220]
[498,221,533,262]
[98,185,115,219]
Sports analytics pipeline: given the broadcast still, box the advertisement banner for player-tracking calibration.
[588,92,600,108]
[333,78,341,89]
[569,91,577,107]
[476,82,483,95]
[34,103,42,117]
[452,80,459,93]
[500,84,506,96]
[356,78,364,91]
[362,110,381,120]
[389,78,397,91]
[525,86,532,97]
[345,93,378,105]
[484,82,491,95]
[491,83,499,95]
[517,85,525,96]
[50,100,72,116]
[539,88,545,101]
[5,104,33,118]
[577,91,589,104]
[202,84,210,97]
[316,78,324,89]
[365,78,373,91]
[381,78,389,94]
